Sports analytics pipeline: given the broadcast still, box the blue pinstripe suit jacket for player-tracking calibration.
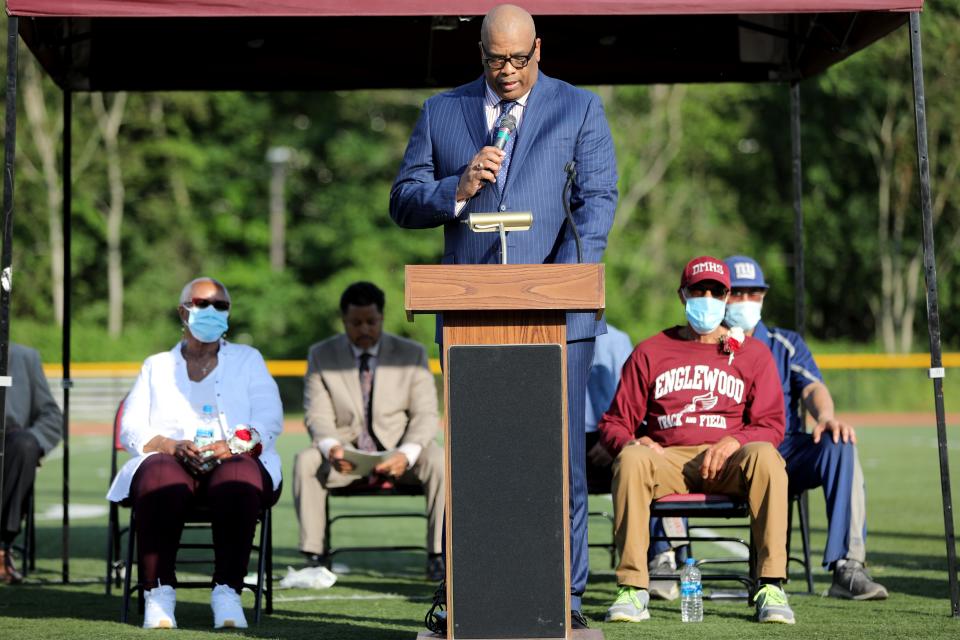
[390,73,619,341]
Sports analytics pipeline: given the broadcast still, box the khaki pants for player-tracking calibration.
[293,441,445,556]
[612,442,788,588]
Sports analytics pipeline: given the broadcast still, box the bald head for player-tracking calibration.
[479,4,540,101]
[481,4,536,47]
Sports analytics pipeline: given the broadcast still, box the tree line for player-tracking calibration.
[5,3,960,362]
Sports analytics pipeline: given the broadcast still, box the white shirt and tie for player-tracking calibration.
[316,340,424,467]
[454,83,531,216]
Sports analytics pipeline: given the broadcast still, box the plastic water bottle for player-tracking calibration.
[680,557,703,622]
[194,404,218,471]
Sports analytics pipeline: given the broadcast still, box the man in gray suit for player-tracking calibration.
[1,343,62,584]
[293,282,444,579]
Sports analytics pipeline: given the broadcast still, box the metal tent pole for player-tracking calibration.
[789,78,815,594]
[0,15,19,539]
[61,88,72,584]
[908,11,959,618]
[791,81,805,338]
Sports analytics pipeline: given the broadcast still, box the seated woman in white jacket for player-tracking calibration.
[107,277,283,630]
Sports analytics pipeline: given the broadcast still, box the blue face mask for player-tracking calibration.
[684,295,726,335]
[725,301,763,332]
[185,306,229,343]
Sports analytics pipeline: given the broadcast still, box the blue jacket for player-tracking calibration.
[753,321,824,436]
[390,73,618,341]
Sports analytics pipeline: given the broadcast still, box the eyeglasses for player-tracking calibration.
[729,288,767,301]
[480,40,537,70]
[184,297,230,312]
[685,283,730,298]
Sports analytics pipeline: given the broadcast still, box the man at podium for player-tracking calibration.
[598,256,796,625]
[389,3,618,627]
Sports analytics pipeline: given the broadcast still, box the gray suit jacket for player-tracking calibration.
[7,343,62,455]
[303,333,439,450]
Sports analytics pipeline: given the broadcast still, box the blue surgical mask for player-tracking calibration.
[684,296,726,335]
[725,301,763,332]
[185,306,229,343]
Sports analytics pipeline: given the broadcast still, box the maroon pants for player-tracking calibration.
[129,453,280,593]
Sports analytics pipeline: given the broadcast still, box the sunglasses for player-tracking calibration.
[184,297,230,312]
[685,283,730,298]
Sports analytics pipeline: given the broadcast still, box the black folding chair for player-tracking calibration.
[107,396,274,624]
[11,486,35,578]
[324,480,428,564]
[105,397,128,594]
[787,490,814,593]
[120,503,273,624]
[648,492,756,592]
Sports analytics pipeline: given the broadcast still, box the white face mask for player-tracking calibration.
[724,301,763,332]
[684,295,727,335]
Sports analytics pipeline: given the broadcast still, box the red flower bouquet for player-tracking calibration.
[228,425,263,457]
[721,327,745,365]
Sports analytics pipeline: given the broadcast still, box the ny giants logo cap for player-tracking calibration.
[724,255,769,289]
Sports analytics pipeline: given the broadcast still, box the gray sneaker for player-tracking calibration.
[829,560,889,600]
[754,584,796,624]
[648,551,679,601]
[605,586,650,622]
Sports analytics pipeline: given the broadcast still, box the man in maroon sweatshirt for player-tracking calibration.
[599,256,794,624]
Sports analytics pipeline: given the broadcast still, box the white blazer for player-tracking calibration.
[107,340,284,502]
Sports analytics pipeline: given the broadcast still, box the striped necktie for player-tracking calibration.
[356,352,377,452]
[493,100,518,191]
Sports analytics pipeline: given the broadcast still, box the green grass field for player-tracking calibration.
[2,425,960,639]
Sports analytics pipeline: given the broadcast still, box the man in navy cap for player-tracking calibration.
[722,255,888,600]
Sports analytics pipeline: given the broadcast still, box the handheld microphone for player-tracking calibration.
[493,113,517,151]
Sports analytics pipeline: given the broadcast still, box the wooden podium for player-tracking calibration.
[406,264,604,640]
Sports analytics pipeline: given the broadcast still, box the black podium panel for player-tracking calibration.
[448,344,566,639]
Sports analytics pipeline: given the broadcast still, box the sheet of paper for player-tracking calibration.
[340,446,395,477]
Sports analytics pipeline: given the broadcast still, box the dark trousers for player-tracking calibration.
[780,433,862,567]
[1,430,42,544]
[567,338,595,612]
[129,453,280,594]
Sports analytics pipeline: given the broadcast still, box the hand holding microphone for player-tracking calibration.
[456,113,517,202]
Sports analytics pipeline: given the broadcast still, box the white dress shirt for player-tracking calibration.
[107,340,284,502]
[454,82,531,216]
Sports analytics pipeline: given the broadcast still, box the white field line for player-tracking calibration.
[689,527,750,559]
[273,593,431,602]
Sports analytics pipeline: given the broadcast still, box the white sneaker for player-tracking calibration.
[211,584,248,629]
[648,550,680,601]
[143,583,177,629]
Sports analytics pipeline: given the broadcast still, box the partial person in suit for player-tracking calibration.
[390,4,617,626]
[0,343,63,584]
[293,282,444,580]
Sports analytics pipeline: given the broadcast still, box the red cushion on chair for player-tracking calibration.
[655,493,733,503]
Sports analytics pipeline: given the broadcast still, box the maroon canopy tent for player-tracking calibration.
[7,0,923,89]
[0,0,954,617]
